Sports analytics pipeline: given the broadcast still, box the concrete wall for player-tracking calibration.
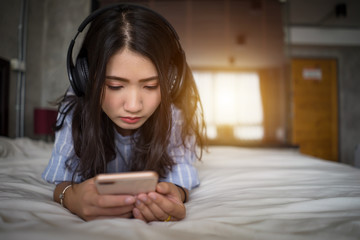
[0,0,90,138]
[0,0,22,138]
[1,0,286,140]
[289,46,360,166]
[285,0,360,166]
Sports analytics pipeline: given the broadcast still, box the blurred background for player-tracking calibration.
[1,0,360,166]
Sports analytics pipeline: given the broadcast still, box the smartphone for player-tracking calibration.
[94,171,159,195]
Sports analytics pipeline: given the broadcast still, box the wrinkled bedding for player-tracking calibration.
[1,137,360,240]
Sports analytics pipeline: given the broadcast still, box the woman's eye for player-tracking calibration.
[107,85,123,90]
[144,85,159,90]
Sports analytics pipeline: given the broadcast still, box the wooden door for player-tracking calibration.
[291,58,338,161]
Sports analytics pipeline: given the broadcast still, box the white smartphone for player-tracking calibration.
[94,171,159,195]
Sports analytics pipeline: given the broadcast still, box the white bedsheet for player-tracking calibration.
[1,137,360,240]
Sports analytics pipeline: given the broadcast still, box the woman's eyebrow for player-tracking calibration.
[105,76,159,82]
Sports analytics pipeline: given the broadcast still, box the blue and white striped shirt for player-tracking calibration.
[42,106,200,190]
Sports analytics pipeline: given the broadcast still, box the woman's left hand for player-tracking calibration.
[133,182,187,222]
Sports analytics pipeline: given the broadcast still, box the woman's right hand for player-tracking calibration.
[55,179,136,221]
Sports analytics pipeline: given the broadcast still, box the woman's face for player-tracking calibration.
[102,48,161,136]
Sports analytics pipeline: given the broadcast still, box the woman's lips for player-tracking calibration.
[120,117,141,124]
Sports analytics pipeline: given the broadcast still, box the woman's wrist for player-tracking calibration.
[59,184,72,208]
[174,184,188,203]
[54,182,73,209]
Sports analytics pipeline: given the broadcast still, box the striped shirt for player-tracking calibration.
[42,105,200,190]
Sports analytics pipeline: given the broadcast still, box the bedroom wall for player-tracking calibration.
[1,0,288,143]
[26,0,91,140]
[0,0,91,138]
[284,0,360,166]
[1,0,359,166]
[0,0,23,138]
[97,0,288,146]
[289,46,360,166]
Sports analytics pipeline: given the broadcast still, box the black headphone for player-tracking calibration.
[67,3,186,98]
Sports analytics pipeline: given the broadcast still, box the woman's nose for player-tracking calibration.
[123,88,142,113]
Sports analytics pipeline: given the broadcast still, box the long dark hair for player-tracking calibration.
[57,5,206,181]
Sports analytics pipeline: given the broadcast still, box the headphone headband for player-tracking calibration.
[77,3,180,40]
[67,3,185,98]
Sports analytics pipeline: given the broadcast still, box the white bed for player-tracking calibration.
[1,137,360,240]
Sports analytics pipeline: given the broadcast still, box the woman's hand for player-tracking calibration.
[132,182,188,222]
[55,179,136,221]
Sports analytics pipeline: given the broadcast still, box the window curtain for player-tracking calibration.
[258,67,288,145]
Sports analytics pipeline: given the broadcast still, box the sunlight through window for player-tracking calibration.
[194,71,264,141]
[214,73,238,125]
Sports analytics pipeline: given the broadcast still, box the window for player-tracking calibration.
[194,71,264,141]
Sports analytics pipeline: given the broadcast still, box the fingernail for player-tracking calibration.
[125,197,135,204]
[149,193,156,200]
[139,195,147,202]
[133,208,139,216]
[136,200,142,207]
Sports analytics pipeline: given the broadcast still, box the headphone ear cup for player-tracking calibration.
[170,51,186,100]
[74,57,89,96]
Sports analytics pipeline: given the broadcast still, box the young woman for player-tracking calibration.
[42,4,206,222]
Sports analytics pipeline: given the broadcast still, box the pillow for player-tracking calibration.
[0,137,53,159]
